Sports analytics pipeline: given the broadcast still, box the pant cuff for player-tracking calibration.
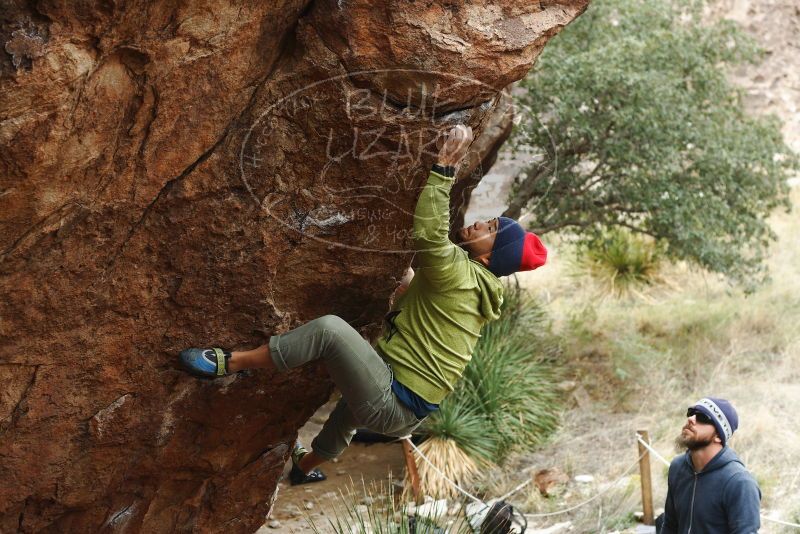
[268,335,289,373]
[311,432,347,461]
[310,442,343,461]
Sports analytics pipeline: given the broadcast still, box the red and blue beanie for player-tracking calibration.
[693,397,739,446]
[488,217,548,278]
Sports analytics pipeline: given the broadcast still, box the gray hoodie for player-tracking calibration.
[660,446,761,534]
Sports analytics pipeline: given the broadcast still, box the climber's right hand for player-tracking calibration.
[436,125,473,168]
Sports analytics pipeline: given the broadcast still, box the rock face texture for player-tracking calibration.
[0,1,588,532]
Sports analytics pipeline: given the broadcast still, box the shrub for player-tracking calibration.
[408,437,480,500]
[308,479,474,534]
[575,228,665,295]
[420,283,562,473]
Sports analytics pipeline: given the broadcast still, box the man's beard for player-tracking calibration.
[675,432,714,451]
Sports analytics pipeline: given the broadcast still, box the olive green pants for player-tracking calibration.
[268,315,423,460]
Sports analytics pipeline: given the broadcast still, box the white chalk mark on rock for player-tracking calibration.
[157,382,192,445]
[90,393,133,438]
[106,502,137,530]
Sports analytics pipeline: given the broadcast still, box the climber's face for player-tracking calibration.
[458,218,498,266]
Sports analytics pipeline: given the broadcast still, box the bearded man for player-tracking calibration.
[658,397,761,534]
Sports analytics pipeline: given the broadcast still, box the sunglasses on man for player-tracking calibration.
[686,407,714,426]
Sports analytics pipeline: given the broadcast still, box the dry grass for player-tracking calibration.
[487,187,800,532]
[407,437,481,500]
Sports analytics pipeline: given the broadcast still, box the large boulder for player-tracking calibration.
[0,1,588,531]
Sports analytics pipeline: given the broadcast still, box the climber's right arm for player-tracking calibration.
[412,126,473,289]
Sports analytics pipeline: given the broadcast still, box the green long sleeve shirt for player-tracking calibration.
[375,167,504,404]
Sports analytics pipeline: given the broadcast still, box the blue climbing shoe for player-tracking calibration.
[179,347,231,378]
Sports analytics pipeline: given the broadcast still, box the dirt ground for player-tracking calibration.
[258,400,406,533]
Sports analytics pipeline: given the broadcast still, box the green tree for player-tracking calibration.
[506,0,796,284]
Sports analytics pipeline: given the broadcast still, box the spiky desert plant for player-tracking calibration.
[309,478,474,534]
[576,228,665,296]
[418,283,563,492]
[419,399,499,464]
[404,436,481,500]
[458,284,561,456]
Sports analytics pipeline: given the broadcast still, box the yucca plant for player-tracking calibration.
[576,228,666,296]
[418,283,562,489]
[309,479,474,534]
[459,284,561,455]
[406,437,481,500]
[419,399,499,464]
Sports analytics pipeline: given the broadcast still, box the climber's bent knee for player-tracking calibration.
[313,314,351,334]
[266,314,365,374]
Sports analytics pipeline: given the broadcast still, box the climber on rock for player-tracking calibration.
[178,124,548,485]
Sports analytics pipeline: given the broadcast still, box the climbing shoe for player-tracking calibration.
[289,442,327,485]
[179,348,231,378]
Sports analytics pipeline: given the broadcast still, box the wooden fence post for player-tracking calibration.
[402,438,422,503]
[637,430,655,526]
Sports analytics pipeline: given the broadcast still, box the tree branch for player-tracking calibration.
[503,140,594,220]
[502,163,554,219]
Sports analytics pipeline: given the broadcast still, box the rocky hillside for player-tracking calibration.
[0,1,588,532]
[709,0,800,154]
